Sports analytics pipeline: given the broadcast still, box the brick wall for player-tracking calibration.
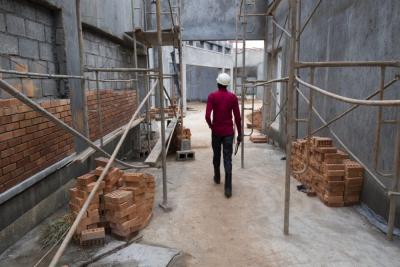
[0,98,74,192]
[0,89,137,193]
[87,89,137,141]
[0,0,62,99]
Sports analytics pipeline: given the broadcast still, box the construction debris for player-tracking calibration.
[68,160,156,245]
[291,136,364,207]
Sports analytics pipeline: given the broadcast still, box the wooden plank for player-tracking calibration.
[145,118,178,166]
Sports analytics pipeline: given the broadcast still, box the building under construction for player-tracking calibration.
[0,0,399,266]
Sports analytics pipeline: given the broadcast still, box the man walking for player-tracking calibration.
[205,73,242,198]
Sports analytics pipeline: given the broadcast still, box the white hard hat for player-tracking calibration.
[216,73,231,86]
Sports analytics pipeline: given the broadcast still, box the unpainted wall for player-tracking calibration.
[272,0,400,227]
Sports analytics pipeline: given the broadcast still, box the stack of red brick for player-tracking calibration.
[291,136,364,207]
[149,105,178,120]
[69,159,155,244]
[171,124,192,152]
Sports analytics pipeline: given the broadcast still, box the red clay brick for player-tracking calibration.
[3,163,17,174]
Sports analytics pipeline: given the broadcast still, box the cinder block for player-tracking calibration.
[0,33,18,54]
[44,25,53,43]
[0,13,5,32]
[35,8,53,26]
[22,79,41,98]
[39,42,54,61]
[19,38,39,59]
[25,20,45,41]
[6,14,25,36]
[42,79,57,96]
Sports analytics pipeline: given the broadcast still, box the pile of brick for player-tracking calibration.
[171,123,192,152]
[246,110,262,130]
[68,159,155,245]
[149,105,178,120]
[250,134,269,143]
[291,136,364,207]
[68,173,105,246]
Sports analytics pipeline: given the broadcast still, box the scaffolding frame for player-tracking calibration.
[236,0,400,240]
[0,0,184,265]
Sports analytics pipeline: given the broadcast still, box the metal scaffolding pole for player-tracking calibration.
[156,0,171,211]
[48,82,156,267]
[240,5,247,169]
[0,79,150,170]
[283,0,298,235]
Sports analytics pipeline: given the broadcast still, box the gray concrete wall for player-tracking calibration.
[83,30,136,90]
[81,0,133,38]
[182,42,233,106]
[186,64,221,102]
[181,0,268,41]
[0,0,61,99]
[272,0,400,227]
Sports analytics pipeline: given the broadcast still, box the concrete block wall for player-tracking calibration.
[272,0,400,226]
[0,0,60,99]
[83,31,135,91]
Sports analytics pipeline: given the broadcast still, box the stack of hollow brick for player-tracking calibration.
[291,136,364,207]
[69,159,155,244]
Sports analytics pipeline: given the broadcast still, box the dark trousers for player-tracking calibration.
[212,134,233,176]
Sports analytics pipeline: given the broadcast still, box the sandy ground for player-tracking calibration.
[141,102,400,267]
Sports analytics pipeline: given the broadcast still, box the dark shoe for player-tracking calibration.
[224,173,232,198]
[214,168,220,184]
[224,187,232,198]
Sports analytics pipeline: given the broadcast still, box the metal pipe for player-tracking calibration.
[312,78,399,135]
[246,77,289,87]
[284,0,298,236]
[272,18,292,37]
[292,67,314,175]
[95,71,104,147]
[240,5,247,169]
[85,67,156,73]
[48,78,156,267]
[298,0,322,38]
[156,0,170,211]
[0,68,84,79]
[296,77,400,106]
[0,78,154,169]
[297,88,388,190]
[373,67,393,177]
[387,112,400,240]
[296,61,400,68]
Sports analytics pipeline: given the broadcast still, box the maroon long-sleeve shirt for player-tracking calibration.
[205,87,242,137]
